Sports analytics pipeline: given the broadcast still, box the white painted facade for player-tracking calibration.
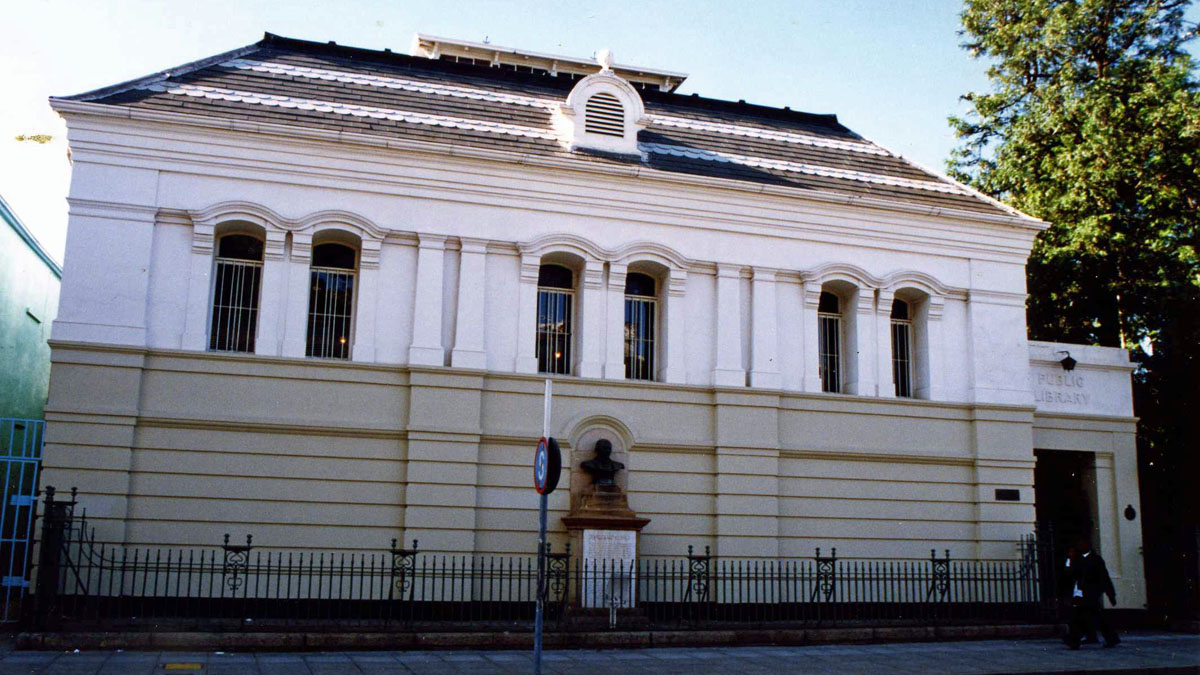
[40,38,1144,608]
[51,110,1048,407]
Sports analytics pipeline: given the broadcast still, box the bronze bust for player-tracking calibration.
[581,439,624,486]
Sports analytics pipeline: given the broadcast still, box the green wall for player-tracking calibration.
[0,196,61,420]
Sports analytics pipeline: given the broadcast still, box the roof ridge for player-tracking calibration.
[58,32,849,132]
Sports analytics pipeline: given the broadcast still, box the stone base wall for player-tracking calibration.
[40,341,1143,607]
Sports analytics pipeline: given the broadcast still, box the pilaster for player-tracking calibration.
[578,260,605,379]
[351,240,381,362]
[400,370,484,553]
[969,405,1036,559]
[749,268,781,389]
[254,230,287,356]
[875,288,896,399]
[514,254,540,373]
[281,232,313,358]
[451,238,488,370]
[847,289,877,396]
[712,264,746,387]
[603,262,628,380]
[408,234,447,366]
[713,391,781,557]
[662,268,688,384]
[801,281,823,392]
[181,220,215,351]
[919,296,947,400]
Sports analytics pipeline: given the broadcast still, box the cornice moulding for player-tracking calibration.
[58,122,1040,263]
[66,197,159,221]
[51,99,1049,233]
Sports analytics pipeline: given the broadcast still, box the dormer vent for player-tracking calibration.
[585,93,625,137]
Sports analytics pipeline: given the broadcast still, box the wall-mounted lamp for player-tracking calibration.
[1057,350,1077,371]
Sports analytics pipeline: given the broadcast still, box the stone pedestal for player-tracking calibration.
[562,484,650,608]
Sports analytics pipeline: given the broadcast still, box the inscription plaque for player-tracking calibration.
[583,529,636,561]
[582,529,636,608]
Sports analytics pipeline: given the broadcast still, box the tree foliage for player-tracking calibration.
[950,0,1199,617]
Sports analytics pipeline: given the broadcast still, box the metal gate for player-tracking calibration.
[0,418,43,622]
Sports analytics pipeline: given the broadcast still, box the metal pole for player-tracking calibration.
[534,379,552,675]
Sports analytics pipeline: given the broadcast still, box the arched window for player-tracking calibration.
[891,299,914,397]
[818,291,843,393]
[536,264,574,374]
[624,272,657,380]
[306,242,357,359]
[209,233,263,353]
[585,92,625,137]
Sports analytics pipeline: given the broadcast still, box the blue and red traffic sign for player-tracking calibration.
[533,436,561,494]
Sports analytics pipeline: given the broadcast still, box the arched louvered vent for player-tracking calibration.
[585,92,625,137]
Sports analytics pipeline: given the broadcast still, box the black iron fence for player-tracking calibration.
[28,487,1058,631]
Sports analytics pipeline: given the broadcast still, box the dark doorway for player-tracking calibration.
[1034,449,1099,561]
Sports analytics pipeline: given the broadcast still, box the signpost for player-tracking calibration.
[532,379,559,675]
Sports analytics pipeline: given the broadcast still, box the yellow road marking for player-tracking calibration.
[163,664,203,671]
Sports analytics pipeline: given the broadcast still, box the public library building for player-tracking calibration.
[42,34,1146,610]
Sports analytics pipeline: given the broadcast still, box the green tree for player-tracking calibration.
[950,0,1199,620]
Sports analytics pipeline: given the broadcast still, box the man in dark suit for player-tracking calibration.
[1064,536,1119,649]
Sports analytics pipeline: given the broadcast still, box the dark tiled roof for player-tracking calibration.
[62,34,1018,219]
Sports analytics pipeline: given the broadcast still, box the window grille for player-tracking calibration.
[624,273,657,381]
[891,299,914,398]
[536,289,573,374]
[585,92,625,137]
[306,243,357,360]
[208,235,263,353]
[818,291,842,393]
[536,264,574,375]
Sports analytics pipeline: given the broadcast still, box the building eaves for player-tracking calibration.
[0,194,62,278]
[48,97,1048,234]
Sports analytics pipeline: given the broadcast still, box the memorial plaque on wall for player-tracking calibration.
[581,529,636,608]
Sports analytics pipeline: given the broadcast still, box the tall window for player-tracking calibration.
[818,291,842,393]
[306,242,356,360]
[209,234,263,353]
[891,299,914,398]
[536,264,574,374]
[624,273,657,380]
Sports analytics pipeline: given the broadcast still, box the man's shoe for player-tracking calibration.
[1067,642,1081,650]
[1103,639,1120,649]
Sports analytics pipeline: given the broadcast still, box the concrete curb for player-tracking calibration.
[16,624,1061,651]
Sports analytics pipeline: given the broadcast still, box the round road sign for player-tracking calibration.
[534,436,561,495]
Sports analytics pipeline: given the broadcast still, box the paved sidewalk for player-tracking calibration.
[0,632,1195,674]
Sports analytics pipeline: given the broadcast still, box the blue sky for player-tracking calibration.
[2,0,1194,261]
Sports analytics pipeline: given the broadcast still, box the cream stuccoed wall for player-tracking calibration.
[38,106,1143,607]
[41,344,1035,560]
